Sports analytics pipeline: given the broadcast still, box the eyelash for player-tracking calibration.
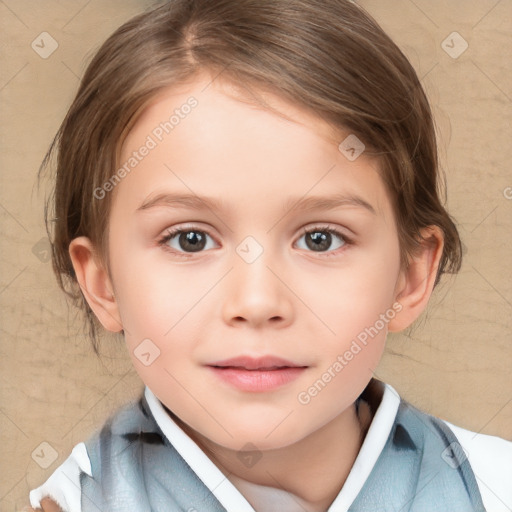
[157,224,353,258]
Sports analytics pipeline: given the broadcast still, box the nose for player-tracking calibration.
[221,247,294,328]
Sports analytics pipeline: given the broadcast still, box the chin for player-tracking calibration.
[194,421,303,452]
[221,434,300,454]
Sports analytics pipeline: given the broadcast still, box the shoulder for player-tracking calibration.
[28,395,156,512]
[383,384,511,511]
[442,419,512,512]
[29,442,91,512]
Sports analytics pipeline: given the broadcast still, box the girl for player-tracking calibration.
[27,0,511,511]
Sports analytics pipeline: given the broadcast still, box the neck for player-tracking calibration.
[173,399,372,511]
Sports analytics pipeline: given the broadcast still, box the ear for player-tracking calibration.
[388,226,444,332]
[68,236,123,333]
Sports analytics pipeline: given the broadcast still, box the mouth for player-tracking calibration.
[206,355,307,371]
[206,355,308,392]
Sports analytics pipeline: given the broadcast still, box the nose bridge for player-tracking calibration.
[233,236,279,299]
[222,235,293,325]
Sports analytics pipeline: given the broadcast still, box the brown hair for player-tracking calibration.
[40,0,462,354]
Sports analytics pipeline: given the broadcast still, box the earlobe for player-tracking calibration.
[68,236,123,333]
[388,226,444,332]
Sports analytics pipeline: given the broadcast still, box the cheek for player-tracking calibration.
[112,250,216,385]
[111,245,202,334]
[297,240,401,394]
[305,248,401,336]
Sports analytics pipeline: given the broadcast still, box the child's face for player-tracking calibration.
[106,73,404,451]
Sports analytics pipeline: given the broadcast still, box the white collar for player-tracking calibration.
[144,382,400,512]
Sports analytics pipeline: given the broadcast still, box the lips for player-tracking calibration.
[207,355,306,370]
[206,355,308,392]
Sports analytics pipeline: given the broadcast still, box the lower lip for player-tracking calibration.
[207,366,306,392]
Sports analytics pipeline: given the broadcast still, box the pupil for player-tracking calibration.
[181,231,205,252]
[307,231,330,251]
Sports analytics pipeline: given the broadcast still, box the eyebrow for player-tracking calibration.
[136,192,376,216]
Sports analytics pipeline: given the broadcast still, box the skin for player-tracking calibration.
[60,72,443,511]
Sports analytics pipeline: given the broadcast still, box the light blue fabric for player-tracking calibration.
[78,380,486,511]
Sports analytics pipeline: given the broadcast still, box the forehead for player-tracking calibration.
[132,72,343,146]
[113,74,391,221]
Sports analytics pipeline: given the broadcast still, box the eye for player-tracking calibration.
[158,225,351,257]
[295,226,350,254]
[158,227,218,255]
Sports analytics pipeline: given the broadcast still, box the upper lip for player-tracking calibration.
[207,355,307,370]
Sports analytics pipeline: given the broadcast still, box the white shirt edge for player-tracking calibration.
[145,386,258,512]
[443,420,512,512]
[29,442,91,512]
[326,382,401,511]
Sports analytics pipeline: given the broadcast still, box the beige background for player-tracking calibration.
[1,0,511,510]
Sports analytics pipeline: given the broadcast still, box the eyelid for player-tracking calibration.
[300,224,349,237]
